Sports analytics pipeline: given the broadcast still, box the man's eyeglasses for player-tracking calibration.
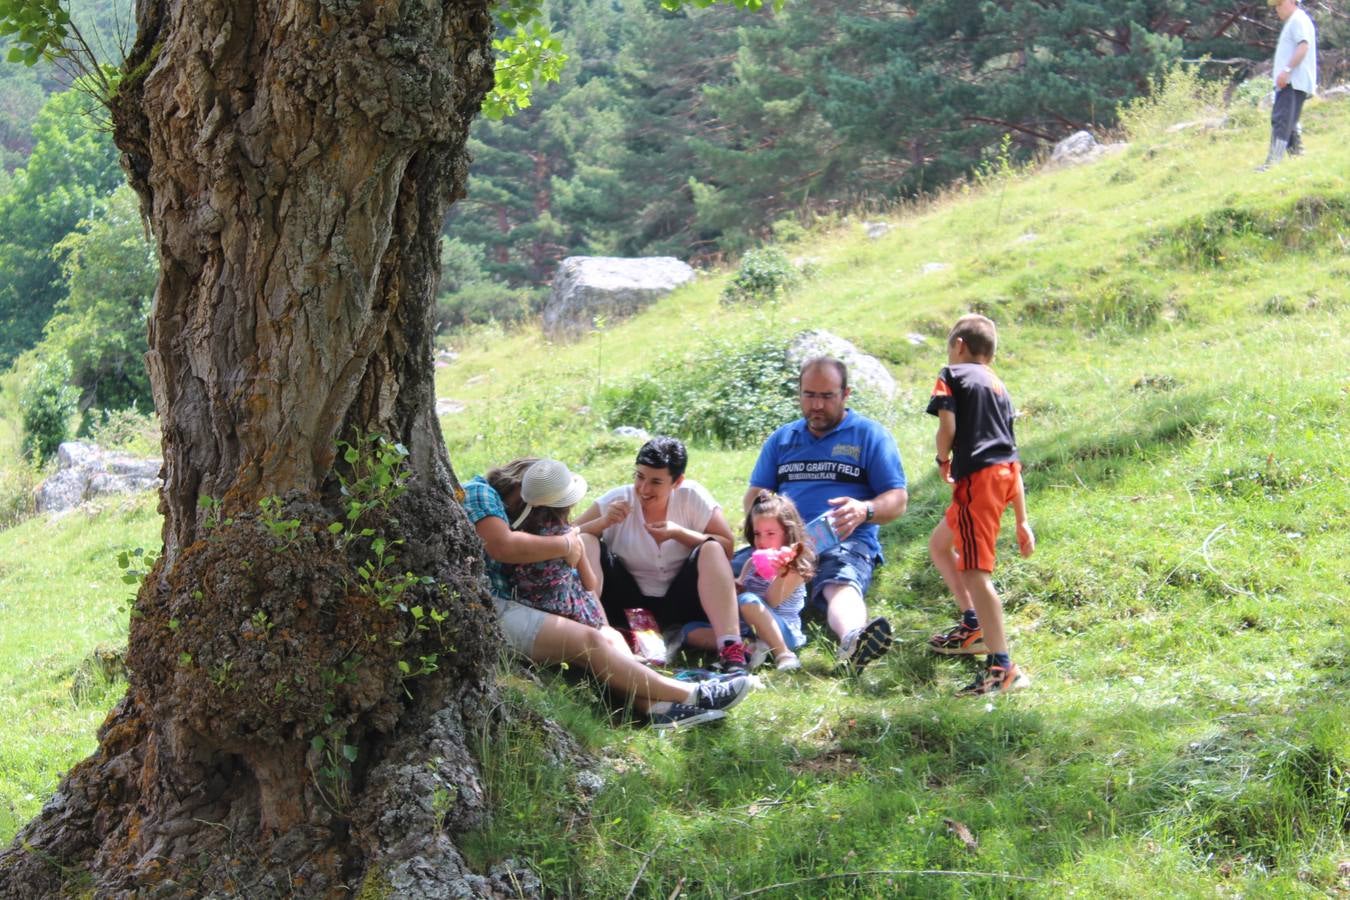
[800,390,840,402]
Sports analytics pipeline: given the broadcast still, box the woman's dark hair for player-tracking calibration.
[635,435,687,480]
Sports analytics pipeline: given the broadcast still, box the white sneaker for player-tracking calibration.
[747,639,772,670]
[836,628,860,663]
[775,651,802,671]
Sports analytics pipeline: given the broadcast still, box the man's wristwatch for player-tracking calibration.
[864,501,875,522]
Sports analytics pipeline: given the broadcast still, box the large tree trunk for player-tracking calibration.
[0,1,534,895]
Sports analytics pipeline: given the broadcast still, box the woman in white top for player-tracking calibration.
[576,436,749,672]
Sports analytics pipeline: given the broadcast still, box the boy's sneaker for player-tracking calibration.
[692,673,751,711]
[957,663,1030,697]
[775,651,802,672]
[837,617,893,672]
[714,640,749,674]
[747,639,772,671]
[928,621,988,655]
[647,703,727,730]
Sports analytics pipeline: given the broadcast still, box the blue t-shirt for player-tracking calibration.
[748,410,907,559]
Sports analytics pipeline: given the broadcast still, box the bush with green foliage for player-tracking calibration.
[19,356,76,464]
[39,185,156,426]
[86,404,159,457]
[602,337,797,448]
[720,246,799,306]
[1118,61,1226,143]
[434,236,544,330]
[600,331,900,449]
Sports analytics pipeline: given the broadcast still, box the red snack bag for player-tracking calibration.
[624,608,667,666]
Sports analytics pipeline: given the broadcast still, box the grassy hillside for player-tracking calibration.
[436,89,1350,897]
[2,84,1347,896]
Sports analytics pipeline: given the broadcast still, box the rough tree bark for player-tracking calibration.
[0,1,537,895]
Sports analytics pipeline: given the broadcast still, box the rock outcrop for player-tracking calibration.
[786,331,897,401]
[541,256,696,341]
[34,442,161,514]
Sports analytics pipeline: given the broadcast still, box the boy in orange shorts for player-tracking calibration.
[925,314,1035,695]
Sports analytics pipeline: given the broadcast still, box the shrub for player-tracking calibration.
[1118,62,1226,143]
[87,404,161,456]
[19,357,77,465]
[720,247,800,306]
[602,334,902,448]
[0,458,39,530]
[603,337,798,448]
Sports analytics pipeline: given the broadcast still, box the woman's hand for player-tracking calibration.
[645,520,688,544]
[564,528,583,567]
[601,499,630,527]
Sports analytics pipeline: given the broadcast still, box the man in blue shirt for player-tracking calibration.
[742,357,908,671]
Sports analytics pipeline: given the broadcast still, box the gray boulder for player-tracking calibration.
[35,441,161,514]
[1048,129,1127,168]
[786,331,897,401]
[542,256,696,341]
[1050,130,1103,165]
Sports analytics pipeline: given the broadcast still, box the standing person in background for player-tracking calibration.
[1259,0,1317,170]
[925,314,1035,696]
[743,357,908,673]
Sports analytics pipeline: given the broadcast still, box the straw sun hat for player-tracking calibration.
[511,459,588,528]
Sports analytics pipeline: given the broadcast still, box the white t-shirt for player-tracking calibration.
[1274,8,1317,96]
[597,479,719,597]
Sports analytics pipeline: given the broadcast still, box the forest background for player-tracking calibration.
[1,1,1347,466]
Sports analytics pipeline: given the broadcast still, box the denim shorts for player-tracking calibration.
[808,539,877,611]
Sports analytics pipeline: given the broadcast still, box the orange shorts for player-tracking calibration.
[944,461,1021,573]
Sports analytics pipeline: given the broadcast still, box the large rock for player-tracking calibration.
[35,441,161,514]
[786,331,897,401]
[1047,130,1126,167]
[542,256,696,341]
[1049,130,1103,165]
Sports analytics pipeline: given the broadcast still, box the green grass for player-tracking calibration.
[438,94,1350,896]
[2,88,1348,896]
[0,494,158,839]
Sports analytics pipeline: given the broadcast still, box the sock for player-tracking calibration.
[648,700,673,715]
[683,687,698,705]
[718,634,741,649]
[989,652,1012,670]
[962,609,979,628]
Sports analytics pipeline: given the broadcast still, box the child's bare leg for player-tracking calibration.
[739,601,789,657]
[683,626,718,650]
[930,520,974,613]
[958,570,1006,654]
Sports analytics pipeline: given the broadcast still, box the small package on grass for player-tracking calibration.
[624,608,667,666]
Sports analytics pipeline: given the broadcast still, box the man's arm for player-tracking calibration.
[828,487,908,539]
[742,485,768,515]
[1276,40,1310,89]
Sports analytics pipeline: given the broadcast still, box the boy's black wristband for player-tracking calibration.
[935,456,948,466]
